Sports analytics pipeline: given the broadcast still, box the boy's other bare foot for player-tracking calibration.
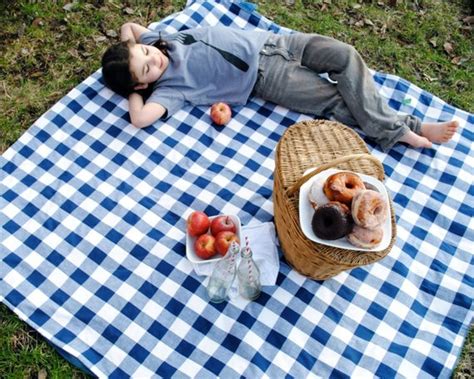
[420,120,458,143]
[399,130,432,149]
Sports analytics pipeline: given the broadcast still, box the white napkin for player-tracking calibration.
[192,221,280,286]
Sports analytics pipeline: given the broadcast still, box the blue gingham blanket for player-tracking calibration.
[1,1,472,377]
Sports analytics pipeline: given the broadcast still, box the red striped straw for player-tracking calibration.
[245,236,254,281]
[227,241,238,273]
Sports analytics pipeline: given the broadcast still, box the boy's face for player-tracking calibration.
[129,44,169,89]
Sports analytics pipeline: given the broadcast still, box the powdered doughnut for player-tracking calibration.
[351,190,388,229]
[323,172,365,205]
[308,179,324,209]
[347,225,383,248]
[311,202,353,240]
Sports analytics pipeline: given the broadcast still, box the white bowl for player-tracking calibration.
[186,214,242,264]
[299,168,392,252]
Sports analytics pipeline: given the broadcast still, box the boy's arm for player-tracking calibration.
[128,93,166,128]
[120,23,151,43]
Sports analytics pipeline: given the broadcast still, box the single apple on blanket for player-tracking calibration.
[194,234,217,259]
[187,210,210,237]
[210,215,237,236]
[215,231,240,256]
[210,102,232,125]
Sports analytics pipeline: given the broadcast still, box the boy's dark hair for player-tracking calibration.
[101,37,169,98]
[101,41,135,98]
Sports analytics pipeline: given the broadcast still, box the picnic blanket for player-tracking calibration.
[1,0,472,377]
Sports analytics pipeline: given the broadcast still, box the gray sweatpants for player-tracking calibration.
[252,33,421,151]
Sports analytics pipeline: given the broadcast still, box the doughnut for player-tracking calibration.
[308,179,325,209]
[351,190,388,229]
[311,201,353,240]
[347,225,383,248]
[323,172,365,205]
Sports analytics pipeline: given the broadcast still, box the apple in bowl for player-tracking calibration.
[187,211,211,237]
[215,231,240,256]
[194,234,217,259]
[186,214,241,264]
[210,215,237,236]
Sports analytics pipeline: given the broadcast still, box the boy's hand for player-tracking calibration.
[120,23,151,43]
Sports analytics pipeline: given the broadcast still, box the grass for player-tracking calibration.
[0,0,472,377]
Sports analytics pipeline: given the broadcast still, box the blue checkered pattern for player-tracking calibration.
[1,0,472,377]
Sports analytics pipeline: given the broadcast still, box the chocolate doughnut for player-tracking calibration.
[311,202,353,240]
[323,172,365,205]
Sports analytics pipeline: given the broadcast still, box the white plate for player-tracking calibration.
[186,214,242,264]
[299,168,392,252]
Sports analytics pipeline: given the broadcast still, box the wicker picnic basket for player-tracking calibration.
[274,119,397,280]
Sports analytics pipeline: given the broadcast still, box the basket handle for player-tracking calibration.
[286,153,383,197]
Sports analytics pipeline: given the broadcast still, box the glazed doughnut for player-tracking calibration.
[311,202,353,240]
[323,172,365,205]
[347,225,383,248]
[351,190,388,229]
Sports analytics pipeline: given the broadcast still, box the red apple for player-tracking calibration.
[194,234,216,259]
[210,102,232,125]
[187,211,210,237]
[215,231,239,256]
[210,215,237,236]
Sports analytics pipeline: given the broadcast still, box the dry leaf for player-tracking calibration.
[32,18,44,27]
[422,73,437,82]
[68,48,79,59]
[450,56,463,65]
[443,42,454,55]
[364,19,374,26]
[106,29,118,38]
[38,368,48,379]
[462,16,474,25]
[123,7,134,15]
[93,35,107,43]
[429,38,437,47]
[63,3,74,12]
[79,51,93,58]
[352,4,361,9]
[355,20,364,27]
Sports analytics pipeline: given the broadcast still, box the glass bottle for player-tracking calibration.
[206,241,239,303]
[237,239,261,300]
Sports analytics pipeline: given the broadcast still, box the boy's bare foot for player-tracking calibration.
[399,131,432,149]
[420,120,458,143]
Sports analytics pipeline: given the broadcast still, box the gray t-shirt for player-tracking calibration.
[139,26,270,118]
